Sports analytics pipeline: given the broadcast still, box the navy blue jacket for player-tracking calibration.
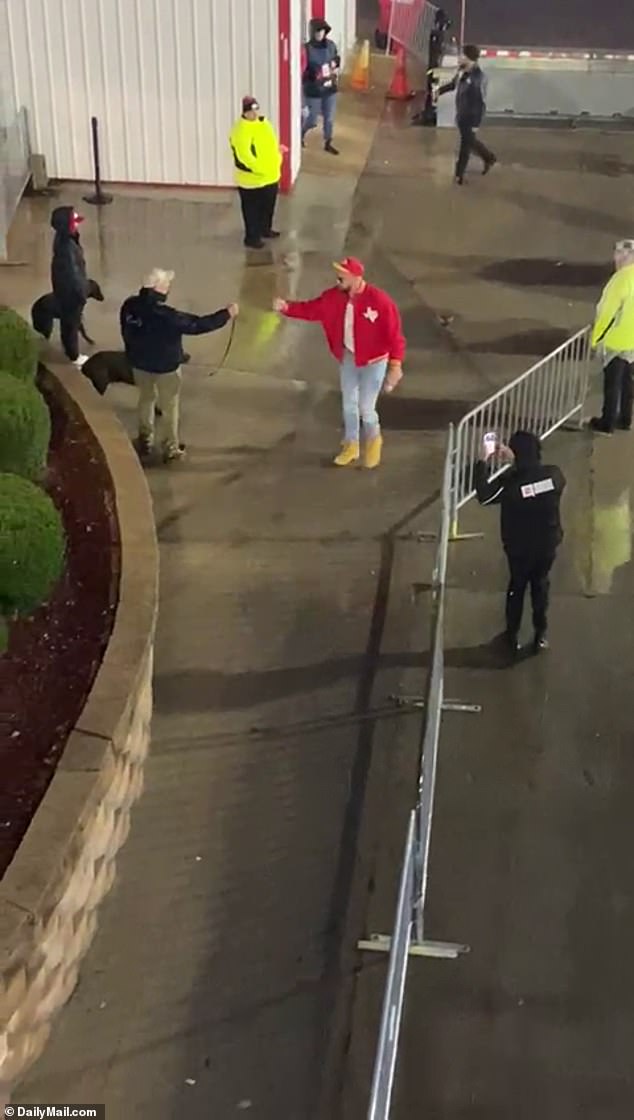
[440,65,487,128]
[120,288,231,374]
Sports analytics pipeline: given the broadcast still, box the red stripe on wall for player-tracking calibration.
[278,0,292,192]
[312,0,326,18]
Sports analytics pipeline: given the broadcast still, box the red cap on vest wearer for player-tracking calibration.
[333,256,365,278]
[242,96,260,113]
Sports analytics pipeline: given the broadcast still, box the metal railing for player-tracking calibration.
[387,0,439,62]
[360,424,473,1120]
[450,325,593,536]
[361,324,595,1119]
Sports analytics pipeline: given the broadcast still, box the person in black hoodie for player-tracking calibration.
[439,44,496,185]
[302,19,341,155]
[475,430,566,654]
[120,268,238,463]
[50,205,90,366]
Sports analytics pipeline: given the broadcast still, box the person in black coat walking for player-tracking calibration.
[50,205,91,366]
[439,44,496,185]
[120,268,238,463]
[475,430,566,654]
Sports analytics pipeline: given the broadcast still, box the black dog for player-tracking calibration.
[31,278,104,345]
[82,350,190,415]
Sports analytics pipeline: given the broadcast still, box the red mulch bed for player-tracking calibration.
[0,368,120,876]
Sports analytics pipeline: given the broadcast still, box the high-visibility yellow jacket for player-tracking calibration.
[229,116,282,190]
[591,262,634,352]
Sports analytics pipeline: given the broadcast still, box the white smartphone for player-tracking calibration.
[483,431,497,457]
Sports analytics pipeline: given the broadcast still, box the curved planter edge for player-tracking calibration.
[0,365,158,1087]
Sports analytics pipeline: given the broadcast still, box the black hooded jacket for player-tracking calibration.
[303,20,340,99]
[50,206,89,310]
[475,432,566,556]
[120,288,231,374]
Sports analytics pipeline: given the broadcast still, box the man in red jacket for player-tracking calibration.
[273,257,405,468]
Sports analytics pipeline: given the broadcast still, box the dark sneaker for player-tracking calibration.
[505,631,521,657]
[618,420,632,431]
[454,175,464,186]
[533,634,550,653]
[589,418,613,435]
[244,238,265,249]
[263,230,281,239]
[483,157,497,176]
[324,141,339,155]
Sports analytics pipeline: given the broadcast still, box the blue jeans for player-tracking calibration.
[302,94,336,142]
[339,353,387,442]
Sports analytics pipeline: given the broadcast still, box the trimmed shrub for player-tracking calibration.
[0,473,65,632]
[0,371,51,480]
[0,307,39,383]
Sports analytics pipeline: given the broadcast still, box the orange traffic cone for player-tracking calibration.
[350,39,371,92]
[386,47,414,100]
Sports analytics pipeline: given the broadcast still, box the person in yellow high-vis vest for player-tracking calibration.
[590,238,634,433]
[229,96,285,250]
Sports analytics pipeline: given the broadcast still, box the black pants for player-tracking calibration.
[59,304,84,361]
[599,356,633,432]
[238,183,279,245]
[456,122,495,179]
[506,551,556,638]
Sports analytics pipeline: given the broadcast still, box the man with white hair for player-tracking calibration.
[590,239,634,434]
[120,269,238,462]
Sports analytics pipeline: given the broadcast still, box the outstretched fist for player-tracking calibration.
[273,297,288,313]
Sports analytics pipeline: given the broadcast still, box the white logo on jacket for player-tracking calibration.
[363,307,379,323]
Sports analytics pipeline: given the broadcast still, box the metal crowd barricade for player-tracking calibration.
[361,325,595,1119]
[360,425,472,1120]
[450,325,593,537]
[387,0,439,62]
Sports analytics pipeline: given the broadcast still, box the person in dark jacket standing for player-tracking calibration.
[120,269,238,463]
[302,19,341,155]
[50,205,90,366]
[439,44,496,185]
[475,430,565,654]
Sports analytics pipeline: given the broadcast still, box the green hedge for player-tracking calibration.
[0,473,65,652]
[0,307,39,383]
[0,371,51,481]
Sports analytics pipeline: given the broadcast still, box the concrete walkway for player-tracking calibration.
[3,66,634,1120]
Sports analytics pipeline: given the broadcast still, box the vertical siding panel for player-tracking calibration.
[134,0,149,180]
[8,0,293,187]
[191,0,203,183]
[38,0,59,173]
[115,0,131,180]
[76,0,94,179]
[153,0,166,180]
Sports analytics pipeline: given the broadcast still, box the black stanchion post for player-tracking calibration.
[83,116,113,206]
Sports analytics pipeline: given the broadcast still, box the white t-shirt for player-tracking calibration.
[344,299,354,353]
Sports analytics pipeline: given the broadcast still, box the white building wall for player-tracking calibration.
[325,0,357,58]
[6,0,293,187]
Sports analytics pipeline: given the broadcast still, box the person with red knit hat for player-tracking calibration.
[274,258,405,468]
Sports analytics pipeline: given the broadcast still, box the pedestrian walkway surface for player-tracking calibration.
[3,68,634,1120]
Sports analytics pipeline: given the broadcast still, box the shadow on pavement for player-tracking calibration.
[479,258,610,289]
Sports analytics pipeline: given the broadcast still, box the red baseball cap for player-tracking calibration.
[333,256,365,278]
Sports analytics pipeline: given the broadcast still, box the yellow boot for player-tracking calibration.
[364,434,383,470]
[333,440,360,467]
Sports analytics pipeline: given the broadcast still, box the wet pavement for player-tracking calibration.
[3,67,634,1120]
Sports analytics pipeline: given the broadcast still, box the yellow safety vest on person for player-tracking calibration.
[592,263,634,353]
[230,116,282,190]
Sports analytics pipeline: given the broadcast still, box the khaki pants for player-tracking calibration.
[133,367,181,451]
